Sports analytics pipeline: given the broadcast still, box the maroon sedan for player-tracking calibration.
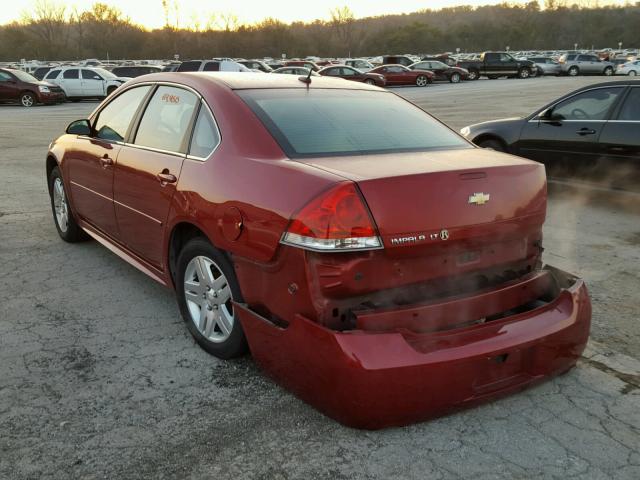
[409,60,469,83]
[370,64,435,86]
[47,73,590,429]
[318,65,386,87]
[0,68,66,107]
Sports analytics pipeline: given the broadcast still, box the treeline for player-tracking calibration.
[1,1,640,61]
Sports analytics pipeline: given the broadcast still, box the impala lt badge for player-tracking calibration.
[468,192,490,205]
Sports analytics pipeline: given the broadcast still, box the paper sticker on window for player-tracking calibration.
[162,93,180,104]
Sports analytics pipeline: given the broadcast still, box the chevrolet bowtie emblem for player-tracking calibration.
[468,192,490,205]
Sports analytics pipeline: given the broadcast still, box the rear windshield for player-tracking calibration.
[238,89,469,158]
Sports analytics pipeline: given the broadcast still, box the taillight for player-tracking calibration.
[281,183,383,252]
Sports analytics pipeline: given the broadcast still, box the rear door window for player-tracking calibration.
[617,88,640,121]
[189,104,220,158]
[202,62,220,72]
[93,86,152,141]
[63,69,79,79]
[177,61,201,72]
[134,86,198,153]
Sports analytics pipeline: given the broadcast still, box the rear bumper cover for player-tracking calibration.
[236,266,591,429]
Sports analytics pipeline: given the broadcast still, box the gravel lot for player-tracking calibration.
[1,76,639,479]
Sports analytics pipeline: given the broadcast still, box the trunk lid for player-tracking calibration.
[297,149,546,255]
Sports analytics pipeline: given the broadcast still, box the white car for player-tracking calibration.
[43,66,130,100]
[176,60,251,72]
[616,60,640,76]
[344,58,374,72]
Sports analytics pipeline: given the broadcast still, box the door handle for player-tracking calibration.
[156,170,177,185]
[576,128,596,136]
[100,154,113,167]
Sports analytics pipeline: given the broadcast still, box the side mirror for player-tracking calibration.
[539,109,563,124]
[66,119,92,136]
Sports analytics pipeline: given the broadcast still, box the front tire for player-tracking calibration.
[176,237,248,359]
[364,78,375,85]
[568,66,579,76]
[20,92,36,107]
[450,72,461,83]
[628,70,637,76]
[468,69,480,80]
[603,67,614,76]
[518,68,531,79]
[48,166,87,242]
[415,75,429,87]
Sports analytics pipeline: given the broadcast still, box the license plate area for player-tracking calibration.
[472,348,531,395]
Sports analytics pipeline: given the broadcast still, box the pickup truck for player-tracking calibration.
[457,52,537,80]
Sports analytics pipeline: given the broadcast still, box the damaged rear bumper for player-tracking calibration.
[235,265,591,429]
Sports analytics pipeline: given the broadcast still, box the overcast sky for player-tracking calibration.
[0,1,540,28]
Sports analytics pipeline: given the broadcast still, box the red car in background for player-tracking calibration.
[318,65,386,87]
[370,64,435,86]
[46,72,590,429]
[0,67,66,107]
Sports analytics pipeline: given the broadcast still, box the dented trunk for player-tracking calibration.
[295,149,548,330]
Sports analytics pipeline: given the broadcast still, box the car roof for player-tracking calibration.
[130,72,381,91]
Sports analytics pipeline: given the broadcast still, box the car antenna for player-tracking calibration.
[298,68,312,86]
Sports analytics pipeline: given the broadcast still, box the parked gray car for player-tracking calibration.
[559,53,615,76]
[527,57,561,76]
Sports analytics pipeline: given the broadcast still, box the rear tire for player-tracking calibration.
[488,75,499,80]
[468,69,480,80]
[48,166,87,242]
[628,70,637,76]
[603,67,614,76]
[176,237,248,359]
[20,92,36,107]
[477,138,506,152]
[568,66,579,76]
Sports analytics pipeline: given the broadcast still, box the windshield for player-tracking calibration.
[238,89,470,158]
[93,68,116,79]
[12,70,39,83]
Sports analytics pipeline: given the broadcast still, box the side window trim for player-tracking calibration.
[186,100,222,161]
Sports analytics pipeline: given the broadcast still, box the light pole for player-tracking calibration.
[618,41,623,51]
[574,43,578,51]
[506,45,510,52]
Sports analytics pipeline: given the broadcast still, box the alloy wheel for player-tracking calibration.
[52,177,69,233]
[629,71,637,76]
[21,93,34,107]
[416,75,428,87]
[183,256,234,343]
[450,73,460,83]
